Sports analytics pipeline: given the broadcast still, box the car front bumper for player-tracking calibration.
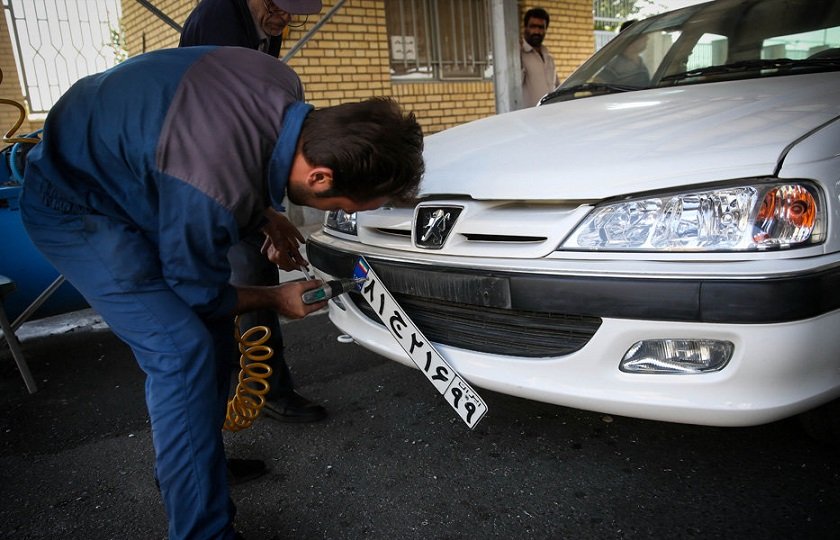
[308,234,840,426]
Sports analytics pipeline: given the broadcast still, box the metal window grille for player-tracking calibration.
[593,0,639,30]
[385,0,492,81]
[2,0,123,116]
[593,0,642,50]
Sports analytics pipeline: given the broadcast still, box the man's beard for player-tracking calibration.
[286,180,306,206]
[526,34,544,48]
[286,179,333,207]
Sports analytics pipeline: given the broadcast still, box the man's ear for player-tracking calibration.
[306,166,334,194]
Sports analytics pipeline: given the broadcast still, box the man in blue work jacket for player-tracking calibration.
[180,0,331,428]
[20,46,424,540]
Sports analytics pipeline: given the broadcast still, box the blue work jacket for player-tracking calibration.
[23,46,312,319]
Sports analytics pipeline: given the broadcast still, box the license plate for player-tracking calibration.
[353,257,488,429]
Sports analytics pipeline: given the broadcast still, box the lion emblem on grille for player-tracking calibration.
[415,206,462,249]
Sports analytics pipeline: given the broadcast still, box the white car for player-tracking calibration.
[307,0,840,441]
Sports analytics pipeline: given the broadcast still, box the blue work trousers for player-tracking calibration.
[21,180,236,540]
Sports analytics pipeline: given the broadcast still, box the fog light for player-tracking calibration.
[620,339,733,374]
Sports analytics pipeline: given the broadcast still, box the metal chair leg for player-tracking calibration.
[0,301,37,393]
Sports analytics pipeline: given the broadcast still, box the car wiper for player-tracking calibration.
[661,58,840,83]
[539,82,640,104]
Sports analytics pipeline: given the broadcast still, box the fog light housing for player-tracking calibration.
[620,339,733,374]
[331,294,347,310]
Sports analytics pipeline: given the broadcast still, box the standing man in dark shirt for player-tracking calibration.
[180,0,321,56]
[180,0,329,427]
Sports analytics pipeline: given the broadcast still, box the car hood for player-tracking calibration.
[420,73,840,200]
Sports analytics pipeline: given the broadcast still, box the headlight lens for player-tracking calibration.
[562,181,823,251]
[324,210,357,235]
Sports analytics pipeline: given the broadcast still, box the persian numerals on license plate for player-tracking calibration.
[353,257,488,429]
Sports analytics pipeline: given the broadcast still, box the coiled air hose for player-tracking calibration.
[224,317,274,432]
[0,67,41,147]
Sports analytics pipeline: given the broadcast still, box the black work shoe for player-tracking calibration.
[227,458,267,486]
[263,391,327,423]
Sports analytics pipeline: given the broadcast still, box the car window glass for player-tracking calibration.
[686,33,727,70]
[645,29,683,76]
[763,27,840,59]
[551,0,840,103]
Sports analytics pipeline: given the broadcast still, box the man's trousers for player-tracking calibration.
[21,179,237,540]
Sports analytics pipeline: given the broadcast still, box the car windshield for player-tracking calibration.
[541,0,840,104]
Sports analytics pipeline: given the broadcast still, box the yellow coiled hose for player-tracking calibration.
[0,68,41,145]
[224,317,274,432]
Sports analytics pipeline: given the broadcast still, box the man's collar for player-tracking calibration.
[268,102,314,210]
[521,38,537,53]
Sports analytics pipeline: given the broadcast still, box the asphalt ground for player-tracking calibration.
[1,310,839,540]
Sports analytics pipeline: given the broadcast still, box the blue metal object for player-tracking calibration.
[0,145,88,322]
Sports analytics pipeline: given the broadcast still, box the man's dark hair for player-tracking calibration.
[300,97,424,202]
[524,7,550,28]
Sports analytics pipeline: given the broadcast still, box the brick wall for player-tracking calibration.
[0,12,41,139]
[121,0,193,53]
[284,1,391,102]
[120,0,594,135]
[392,81,496,134]
[535,1,597,78]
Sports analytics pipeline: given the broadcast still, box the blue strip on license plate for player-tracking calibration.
[353,257,488,428]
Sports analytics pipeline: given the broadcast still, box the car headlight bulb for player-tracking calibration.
[753,184,818,247]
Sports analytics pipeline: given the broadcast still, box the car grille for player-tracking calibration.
[349,292,601,358]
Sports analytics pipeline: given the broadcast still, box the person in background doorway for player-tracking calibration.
[520,7,560,108]
[180,0,331,440]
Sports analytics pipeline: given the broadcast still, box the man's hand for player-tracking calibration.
[269,280,327,319]
[234,281,326,320]
[260,208,306,271]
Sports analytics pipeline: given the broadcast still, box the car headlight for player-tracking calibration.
[324,210,357,235]
[561,181,824,251]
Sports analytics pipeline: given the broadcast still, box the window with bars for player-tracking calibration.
[3,0,123,116]
[385,0,493,81]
